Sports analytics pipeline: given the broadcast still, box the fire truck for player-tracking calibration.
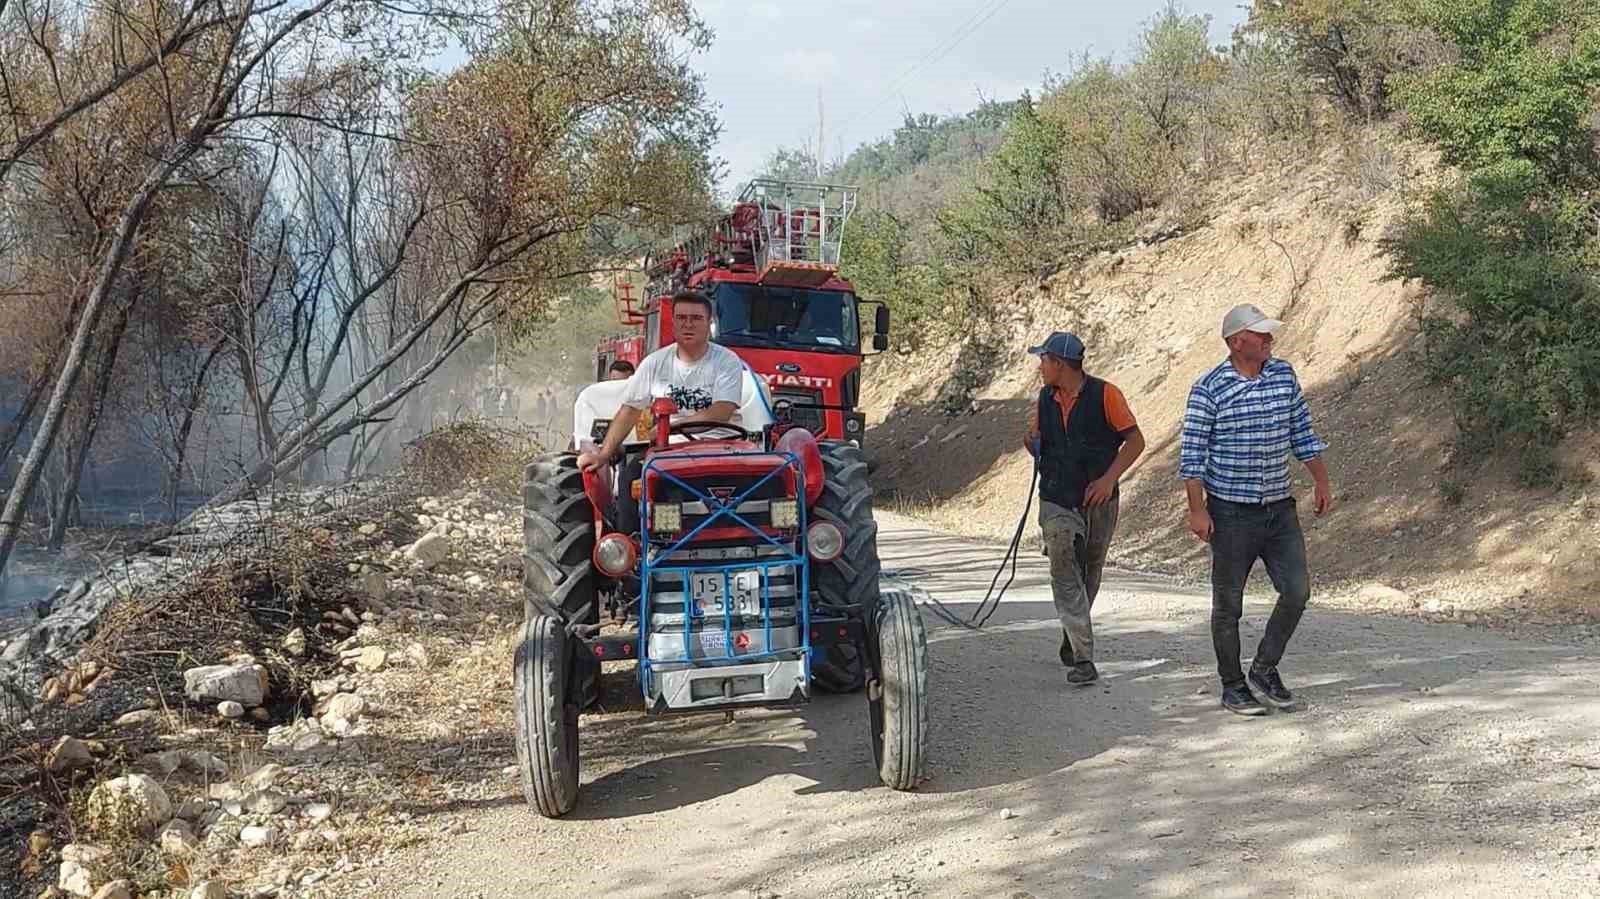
[598,178,889,444]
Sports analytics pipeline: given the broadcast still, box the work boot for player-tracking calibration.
[1067,661,1098,686]
[1059,631,1073,667]
[1221,684,1266,716]
[1248,665,1297,710]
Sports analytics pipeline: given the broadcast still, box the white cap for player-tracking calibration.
[1221,303,1283,339]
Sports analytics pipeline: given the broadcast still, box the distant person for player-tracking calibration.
[608,359,635,381]
[1022,331,1145,687]
[1179,303,1333,717]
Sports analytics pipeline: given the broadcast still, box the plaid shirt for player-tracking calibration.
[1179,358,1327,504]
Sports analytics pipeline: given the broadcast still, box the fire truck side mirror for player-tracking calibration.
[875,305,890,337]
[872,333,889,351]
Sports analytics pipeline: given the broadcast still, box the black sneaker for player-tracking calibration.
[1067,661,1099,685]
[1221,685,1267,716]
[1059,632,1073,667]
[1248,666,1297,710]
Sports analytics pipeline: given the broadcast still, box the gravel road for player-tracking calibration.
[360,510,1600,898]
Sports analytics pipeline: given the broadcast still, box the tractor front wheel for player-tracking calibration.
[869,587,929,791]
[514,614,581,817]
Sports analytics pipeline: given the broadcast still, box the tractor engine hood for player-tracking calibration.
[643,442,798,500]
[643,427,825,508]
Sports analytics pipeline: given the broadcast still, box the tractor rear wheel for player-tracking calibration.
[514,614,581,817]
[810,442,879,693]
[870,588,929,790]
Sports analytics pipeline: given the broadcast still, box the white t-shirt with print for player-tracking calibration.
[620,342,746,424]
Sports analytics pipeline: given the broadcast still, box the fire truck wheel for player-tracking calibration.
[522,452,598,626]
[514,614,581,817]
[870,589,929,791]
[810,442,879,693]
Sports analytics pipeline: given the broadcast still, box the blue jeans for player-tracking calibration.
[1208,496,1311,689]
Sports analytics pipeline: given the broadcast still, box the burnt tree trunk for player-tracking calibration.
[165,339,225,523]
[48,294,137,551]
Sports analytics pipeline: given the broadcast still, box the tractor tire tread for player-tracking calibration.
[513,615,580,817]
[876,590,929,790]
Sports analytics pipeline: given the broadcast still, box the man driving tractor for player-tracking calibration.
[578,290,749,472]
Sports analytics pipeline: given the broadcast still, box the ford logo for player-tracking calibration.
[777,363,801,373]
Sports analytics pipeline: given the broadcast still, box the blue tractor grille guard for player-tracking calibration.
[638,449,811,695]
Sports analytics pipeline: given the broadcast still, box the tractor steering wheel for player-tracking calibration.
[670,420,747,442]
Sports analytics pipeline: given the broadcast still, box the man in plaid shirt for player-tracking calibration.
[1180,303,1333,716]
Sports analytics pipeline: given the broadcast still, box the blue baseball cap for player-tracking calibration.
[1027,331,1085,361]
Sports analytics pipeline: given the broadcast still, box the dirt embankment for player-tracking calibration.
[860,140,1600,622]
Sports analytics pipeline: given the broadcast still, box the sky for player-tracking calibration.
[694,0,1252,190]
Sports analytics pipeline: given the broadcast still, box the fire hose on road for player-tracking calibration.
[885,459,1040,632]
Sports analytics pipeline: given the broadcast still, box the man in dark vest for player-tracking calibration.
[1024,332,1146,685]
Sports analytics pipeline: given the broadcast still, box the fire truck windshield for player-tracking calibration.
[709,283,859,354]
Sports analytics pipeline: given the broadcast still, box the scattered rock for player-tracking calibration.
[245,790,289,816]
[311,678,342,699]
[113,709,160,728]
[190,882,228,899]
[239,825,278,849]
[465,574,488,589]
[183,750,228,777]
[90,879,132,899]
[176,799,211,820]
[322,692,366,724]
[357,523,379,536]
[1000,808,1017,820]
[47,736,94,773]
[218,700,246,719]
[404,643,431,669]
[341,646,387,673]
[57,844,112,897]
[282,628,307,658]
[184,663,268,706]
[404,533,449,567]
[244,764,284,790]
[159,820,200,855]
[87,774,172,836]
[305,802,334,823]
[139,750,183,776]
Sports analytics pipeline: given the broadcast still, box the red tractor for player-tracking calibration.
[514,180,926,818]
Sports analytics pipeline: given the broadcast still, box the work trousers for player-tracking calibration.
[1039,493,1119,664]
[1208,496,1311,689]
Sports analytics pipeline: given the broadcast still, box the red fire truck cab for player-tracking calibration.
[602,179,888,446]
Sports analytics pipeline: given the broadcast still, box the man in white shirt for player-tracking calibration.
[577,291,747,471]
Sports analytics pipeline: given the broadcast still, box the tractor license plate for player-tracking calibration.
[691,570,760,616]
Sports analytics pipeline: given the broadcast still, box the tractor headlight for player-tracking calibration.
[769,498,799,529]
[593,533,638,578]
[650,502,682,533]
[807,521,844,561]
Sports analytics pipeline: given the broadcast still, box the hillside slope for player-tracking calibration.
[861,143,1600,623]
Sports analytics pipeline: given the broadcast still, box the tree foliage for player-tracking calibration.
[0,0,720,578]
[1382,0,1600,481]
[1244,0,1423,118]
